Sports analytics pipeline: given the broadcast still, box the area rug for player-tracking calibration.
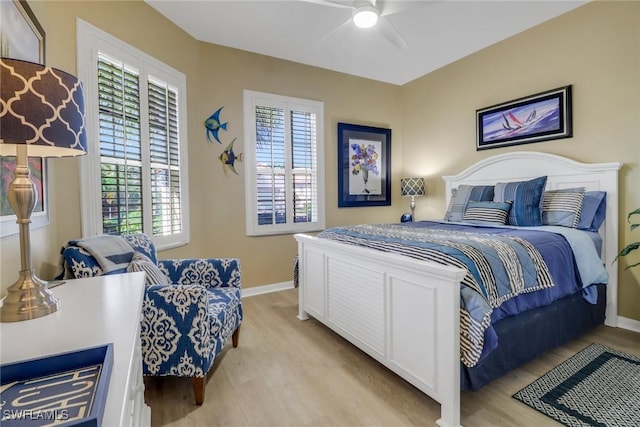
[513,343,640,427]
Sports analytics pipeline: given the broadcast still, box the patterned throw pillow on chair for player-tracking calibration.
[127,252,169,286]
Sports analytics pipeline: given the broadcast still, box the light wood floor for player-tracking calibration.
[144,288,640,427]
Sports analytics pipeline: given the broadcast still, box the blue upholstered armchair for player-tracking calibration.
[58,233,243,405]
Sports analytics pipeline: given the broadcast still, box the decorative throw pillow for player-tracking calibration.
[463,201,512,225]
[127,252,169,286]
[542,188,586,228]
[444,185,494,222]
[494,176,547,226]
[577,191,607,231]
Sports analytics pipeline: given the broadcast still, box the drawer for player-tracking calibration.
[124,335,147,426]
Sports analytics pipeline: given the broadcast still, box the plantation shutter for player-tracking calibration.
[254,106,318,227]
[244,90,324,236]
[148,79,182,236]
[255,106,286,225]
[98,54,143,235]
[97,54,183,237]
[78,20,189,247]
[291,110,317,223]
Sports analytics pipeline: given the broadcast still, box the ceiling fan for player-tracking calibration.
[302,0,413,50]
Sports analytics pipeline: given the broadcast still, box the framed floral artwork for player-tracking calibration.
[338,122,391,207]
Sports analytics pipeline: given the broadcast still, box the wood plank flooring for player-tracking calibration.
[144,288,640,427]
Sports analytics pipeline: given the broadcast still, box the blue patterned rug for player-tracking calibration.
[513,343,640,426]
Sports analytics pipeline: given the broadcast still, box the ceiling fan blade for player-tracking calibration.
[314,17,354,48]
[298,0,354,9]
[376,16,408,50]
[378,0,428,17]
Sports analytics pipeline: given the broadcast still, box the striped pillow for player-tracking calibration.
[127,252,169,286]
[444,185,494,222]
[463,201,512,225]
[542,188,586,228]
[494,176,547,226]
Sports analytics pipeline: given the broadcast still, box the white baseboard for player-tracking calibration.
[241,281,295,298]
[617,316,640,333]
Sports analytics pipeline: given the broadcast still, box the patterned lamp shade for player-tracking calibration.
[0,58,87,322]
[401,177,425,197]
[0,58,87,157]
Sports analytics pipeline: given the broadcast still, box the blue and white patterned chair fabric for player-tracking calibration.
[58,233,243,405]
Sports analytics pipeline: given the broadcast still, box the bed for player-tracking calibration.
[294,151,622,427]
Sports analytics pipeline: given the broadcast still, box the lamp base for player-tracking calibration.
[400,213,413,223]
[0,270,60,322]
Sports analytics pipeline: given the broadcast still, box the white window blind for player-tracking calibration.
[78,19,189,250]
[291,110,318,224]
[244,91,324,236]
[98,55,144,235]
[148,79,182,236]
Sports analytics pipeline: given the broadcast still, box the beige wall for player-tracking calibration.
[0,1,402,292]
[401,1,640,320]
[1,1,638,321]
[182,44,403,287]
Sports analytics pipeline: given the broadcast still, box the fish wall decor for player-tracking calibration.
[219,137,243,176]
[204,106,227,144]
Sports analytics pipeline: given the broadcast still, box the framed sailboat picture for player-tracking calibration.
[476,85,572,150]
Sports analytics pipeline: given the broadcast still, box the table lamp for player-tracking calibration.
[401,177,425,221]
[1,58,87,322]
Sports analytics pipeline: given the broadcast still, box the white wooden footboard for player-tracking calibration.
[295,233,467,427]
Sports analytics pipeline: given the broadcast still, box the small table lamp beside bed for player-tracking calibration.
[295,151,621,427]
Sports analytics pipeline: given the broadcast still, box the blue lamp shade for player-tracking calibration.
[0,58,87,157]
[0,58,87,322]
[401,177,425,197]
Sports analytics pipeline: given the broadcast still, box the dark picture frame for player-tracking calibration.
[338,122,391,207]
[0,0,45,62]
[476,85,572,151]
[0,0,47,237]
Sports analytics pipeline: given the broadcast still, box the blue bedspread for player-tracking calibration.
[317,221,607,367]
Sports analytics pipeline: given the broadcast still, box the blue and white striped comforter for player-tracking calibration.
[317,221,605,367]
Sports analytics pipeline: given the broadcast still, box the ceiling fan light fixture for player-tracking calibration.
[353,5,378,29]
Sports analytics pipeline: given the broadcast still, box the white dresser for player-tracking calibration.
[0,272,151,427]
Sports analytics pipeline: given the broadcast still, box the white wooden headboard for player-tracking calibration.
[442,151,622,326]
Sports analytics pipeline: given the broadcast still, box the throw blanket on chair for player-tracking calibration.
[72,235,134,274]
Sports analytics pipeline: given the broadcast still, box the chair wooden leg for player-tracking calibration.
[232,326,240,348]
[191,377,205,405]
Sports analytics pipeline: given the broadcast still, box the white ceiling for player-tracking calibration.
[144,0,588,86]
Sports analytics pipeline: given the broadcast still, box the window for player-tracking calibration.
[77,19,189,250]
[243,90,325,236]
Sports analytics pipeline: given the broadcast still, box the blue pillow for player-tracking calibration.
[444,185,494,222]
[542,188,585,228]
[577,191,607,231]
[494,176,547,226]
[463,201,512,225]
